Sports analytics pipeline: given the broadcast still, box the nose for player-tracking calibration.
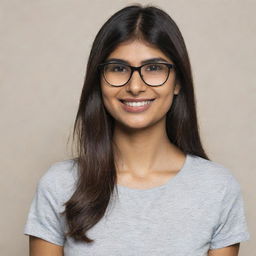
[125,69,147,94]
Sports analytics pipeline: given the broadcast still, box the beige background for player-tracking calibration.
[0,0,255,255]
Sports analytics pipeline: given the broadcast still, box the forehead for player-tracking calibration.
[107,39,173,64]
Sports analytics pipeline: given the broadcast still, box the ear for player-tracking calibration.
[174,83,181,95]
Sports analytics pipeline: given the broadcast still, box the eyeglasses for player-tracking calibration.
[97,62,176,87]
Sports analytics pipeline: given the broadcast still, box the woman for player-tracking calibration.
[24,4,250,256]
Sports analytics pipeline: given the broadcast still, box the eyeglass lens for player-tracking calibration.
[103,63,170,86]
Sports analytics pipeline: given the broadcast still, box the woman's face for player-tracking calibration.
[100,39,180,130]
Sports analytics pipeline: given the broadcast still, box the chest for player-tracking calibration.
[117,170,179,190]
[63,188,218,256]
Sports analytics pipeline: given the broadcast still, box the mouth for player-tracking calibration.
[119,99,156,103]
[118,99,156,113]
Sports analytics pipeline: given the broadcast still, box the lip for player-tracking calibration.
[119,98,156,102]
[119,99,155,113]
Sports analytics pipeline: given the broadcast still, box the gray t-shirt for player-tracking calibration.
[24,154,250,255]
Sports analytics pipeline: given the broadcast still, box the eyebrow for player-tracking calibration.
[105,57,169,65]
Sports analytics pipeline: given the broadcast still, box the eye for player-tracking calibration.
[106,64,128,72]
[145,64,163,72]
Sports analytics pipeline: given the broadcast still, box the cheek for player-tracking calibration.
[100,86,118,114]
[157,82,176,109]
[152,86,176,118]
[101,95,113,117]
[101,91,111,109]
[162,93,174,113]
[100,83,110,101]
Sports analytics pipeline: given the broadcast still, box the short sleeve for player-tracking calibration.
[210,175,250,249]
[23,166,66,246]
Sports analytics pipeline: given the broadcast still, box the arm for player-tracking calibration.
[29,236,64,256]
[208,243,240,256]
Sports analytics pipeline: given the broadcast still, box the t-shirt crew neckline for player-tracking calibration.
[116,153,192,194]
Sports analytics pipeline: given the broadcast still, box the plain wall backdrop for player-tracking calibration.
[0,0,255,255]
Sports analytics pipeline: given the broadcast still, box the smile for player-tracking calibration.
[119,99,155,113]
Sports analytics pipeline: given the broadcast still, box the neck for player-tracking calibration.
[112,119,182,177]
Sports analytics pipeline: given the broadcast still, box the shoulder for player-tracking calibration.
[188,154,241,195]
[37,159,78,205]
[39,158,78,184]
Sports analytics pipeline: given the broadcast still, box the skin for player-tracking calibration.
[29,236,63,256]
[101,39,186,189]
[29,39,240,255]
[208,244,240,256]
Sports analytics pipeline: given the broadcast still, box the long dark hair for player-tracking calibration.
[61,4,210,243]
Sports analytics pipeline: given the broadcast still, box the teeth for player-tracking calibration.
[124,100,152,107]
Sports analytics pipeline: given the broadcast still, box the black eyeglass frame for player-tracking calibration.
[97,62,176,87]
